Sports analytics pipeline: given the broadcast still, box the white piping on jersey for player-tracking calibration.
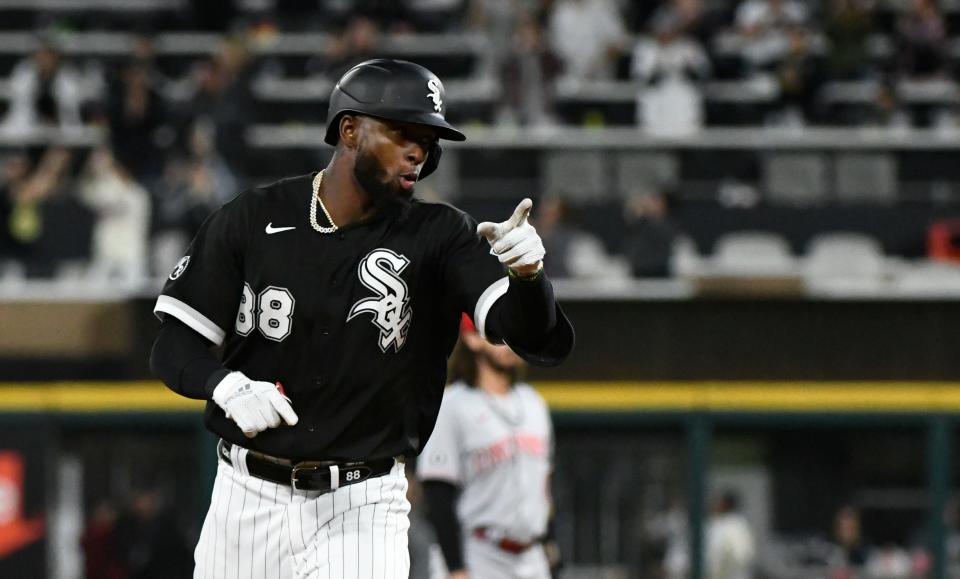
[474,276,509,340]
[154,295,226,346]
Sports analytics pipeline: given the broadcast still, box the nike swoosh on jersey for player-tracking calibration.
[265,223,296,234]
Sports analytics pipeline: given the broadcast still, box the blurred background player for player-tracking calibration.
[418,314,559,579]
[705,490,756,579]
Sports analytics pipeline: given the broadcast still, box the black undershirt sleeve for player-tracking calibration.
[488,271,574,367]
[149,318,230,400]
[422,480,465,572]
[496,273,556,346]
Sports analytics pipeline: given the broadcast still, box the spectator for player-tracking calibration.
[549,0,628,83]
[1,39,84,135]
[127,33,170,89]
[897,0,946,78]
[149,116,235,277]
[182,37,258,182]
[497,12,562,128]
[705,490,755,579]
[735,0,808,70]
[408,0,468,32]
[78,147,151,284]
[865,82,911,129]
[80,500,127,579]
[831,504,870,577]
[0,148,72,265]
[823,0,875,81]
[649,0,707,42]
[632,15,710,135]
[0,152,35,262]
[468,0,546,80]
[947,499,960,568]
[536,196,615,279]
[644,498,689,579]
[186,119,239,207]
[150,154,218,278]
[864,543,912,579]
[113,485,192,579]
[107,57,172,184]
[324,0,414,32]
[771,26,822,126]
[535,196,578,278]
[320,15,382,80]
[622,190,679,278]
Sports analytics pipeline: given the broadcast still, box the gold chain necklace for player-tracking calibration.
[309,170,338,234]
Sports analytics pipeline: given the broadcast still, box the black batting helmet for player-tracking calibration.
[325,58,466,179]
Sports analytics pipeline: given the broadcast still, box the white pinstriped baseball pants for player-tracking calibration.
[195,442,410,579]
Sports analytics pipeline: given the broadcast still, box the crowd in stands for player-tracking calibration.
[0,0,958,284]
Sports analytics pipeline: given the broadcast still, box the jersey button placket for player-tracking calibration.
[308,376,322,433]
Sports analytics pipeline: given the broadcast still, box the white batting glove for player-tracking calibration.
[476,198,545,273]
[212,371,298,438]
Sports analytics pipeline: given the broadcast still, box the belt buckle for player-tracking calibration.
[290,461,328,491]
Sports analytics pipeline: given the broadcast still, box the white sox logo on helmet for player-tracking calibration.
[427,79,442,112]
[347,248,413,352]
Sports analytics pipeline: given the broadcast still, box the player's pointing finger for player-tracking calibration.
[506,198,533,229]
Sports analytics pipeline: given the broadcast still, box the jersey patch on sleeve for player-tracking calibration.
[168,255,191,280]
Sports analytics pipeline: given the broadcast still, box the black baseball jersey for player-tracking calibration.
[154,173,566,461]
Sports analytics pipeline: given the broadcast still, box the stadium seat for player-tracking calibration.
[711,231,797,275]
[542,150,608,201]
[834,153,897,204]
[615,152,678,198]
[802,232,887,295]
[804,232,886,277]
[762,153,829,206]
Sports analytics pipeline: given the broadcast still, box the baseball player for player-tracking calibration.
[148,58,573,579]
[418,316,556,579]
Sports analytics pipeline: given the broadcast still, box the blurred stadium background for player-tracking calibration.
[3,0,960,578]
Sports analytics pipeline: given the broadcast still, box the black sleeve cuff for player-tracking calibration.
[505,303,575,367]
[204,368,232,398]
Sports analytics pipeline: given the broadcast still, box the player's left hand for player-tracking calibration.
[212,371,299,438]
[477,198,545,277]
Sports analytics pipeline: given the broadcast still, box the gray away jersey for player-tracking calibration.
[417,382,553,542]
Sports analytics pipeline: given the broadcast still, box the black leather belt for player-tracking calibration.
[217,440,397,492]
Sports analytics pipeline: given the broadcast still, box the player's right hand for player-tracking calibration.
[212,371,299,437]
[476,198,545,277]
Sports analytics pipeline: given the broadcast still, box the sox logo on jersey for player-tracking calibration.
[347,248,412,353]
